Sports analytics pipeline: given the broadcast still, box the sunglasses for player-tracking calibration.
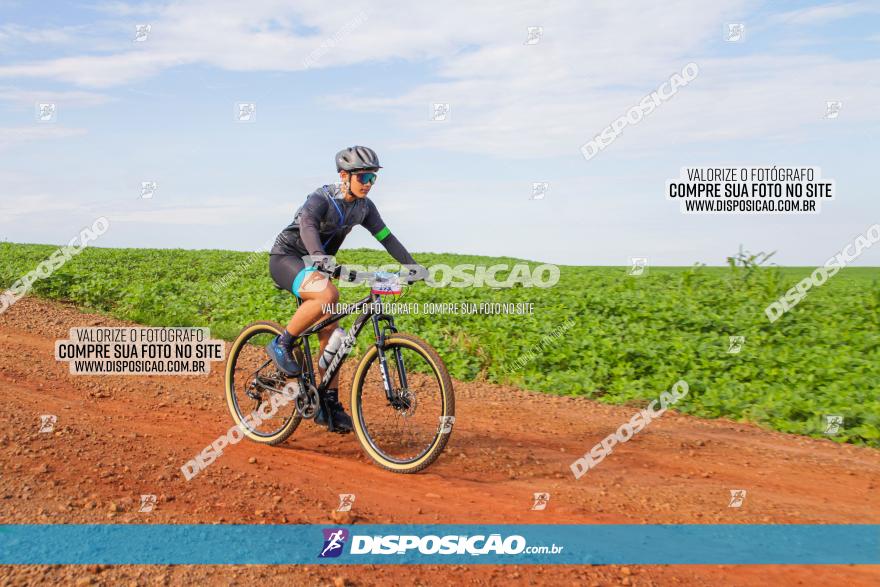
[352,172,378,185]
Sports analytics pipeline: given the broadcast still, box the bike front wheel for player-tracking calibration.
[351,332,455,473]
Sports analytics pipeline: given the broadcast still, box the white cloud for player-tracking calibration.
[0,24,80,45]
[0,191,285,229]
[0,1,546,86]
[0,51,185,88]
[0,86,113,107]
[0,194,83,219]
[773,2,880,25]
[108,196,285,226]
[87,1,165,17]
[1,2,874,163]
[336,30,880,157]
[0,126,87,149]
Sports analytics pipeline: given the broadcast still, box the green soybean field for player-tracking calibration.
[2,242,878,446]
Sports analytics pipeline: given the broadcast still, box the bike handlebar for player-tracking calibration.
[312,262,424,285]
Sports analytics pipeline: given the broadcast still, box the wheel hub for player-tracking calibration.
[391,388,417,417]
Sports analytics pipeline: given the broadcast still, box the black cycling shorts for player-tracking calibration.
[269,254,315,298]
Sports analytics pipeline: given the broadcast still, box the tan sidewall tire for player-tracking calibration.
[350,332,455,473]
[224,321,301,445]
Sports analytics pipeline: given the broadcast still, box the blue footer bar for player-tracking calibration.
[0,524,877,565]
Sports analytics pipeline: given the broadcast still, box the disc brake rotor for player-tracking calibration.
[245,379,263,402]
[391,388,417,417]
[248,368,286,405]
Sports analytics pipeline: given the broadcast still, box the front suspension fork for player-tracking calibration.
[372,313,407,402]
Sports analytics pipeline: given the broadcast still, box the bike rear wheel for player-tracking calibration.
[351,332,455,473]
[224,321,303,445]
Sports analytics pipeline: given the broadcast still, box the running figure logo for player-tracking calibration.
[728,489,747,508]
[36,103,57,122]
[824,415,843,435]
[439,416,455,434]
[140,181,158,199]
[236,102,256,122]
[337,494,355,512]
[728,336,745,354]
[524,26,543,45]
[134,24,151,42]
[726,23,745,42]
[824,101,842,119]
[39,414,57,433]
[531,492,550,510]
[430,103,450,122]
[319,528,350,558]
[629,257,648,277]
[139,494,157,512]
[530,182,549,200]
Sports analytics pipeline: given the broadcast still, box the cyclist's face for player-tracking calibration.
[341,169,378,198]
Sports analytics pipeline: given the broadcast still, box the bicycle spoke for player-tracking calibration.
[357,343,444,463]
[228,328,299,438]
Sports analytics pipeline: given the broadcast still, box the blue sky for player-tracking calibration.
[1,0,879,266]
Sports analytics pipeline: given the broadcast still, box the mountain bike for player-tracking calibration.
[223,266,455,473]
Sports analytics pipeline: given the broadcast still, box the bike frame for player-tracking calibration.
[295,290,408,404]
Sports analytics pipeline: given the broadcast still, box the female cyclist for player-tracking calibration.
[266,146,422,433]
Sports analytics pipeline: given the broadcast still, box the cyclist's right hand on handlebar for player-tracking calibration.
[312,256,353,281]
[403,264,428,284]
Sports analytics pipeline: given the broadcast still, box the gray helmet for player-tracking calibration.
[335,145,382,172]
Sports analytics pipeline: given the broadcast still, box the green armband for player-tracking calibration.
[374,226,391,242]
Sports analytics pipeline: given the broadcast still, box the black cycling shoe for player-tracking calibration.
[265,336,301,377]
[315,389,353,434]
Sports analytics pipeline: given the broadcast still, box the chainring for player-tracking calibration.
[295,383,321,419]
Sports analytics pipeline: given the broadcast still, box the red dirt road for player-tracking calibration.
[1,297,878,586]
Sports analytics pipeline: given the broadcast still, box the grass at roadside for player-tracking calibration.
[2,242,879,446]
